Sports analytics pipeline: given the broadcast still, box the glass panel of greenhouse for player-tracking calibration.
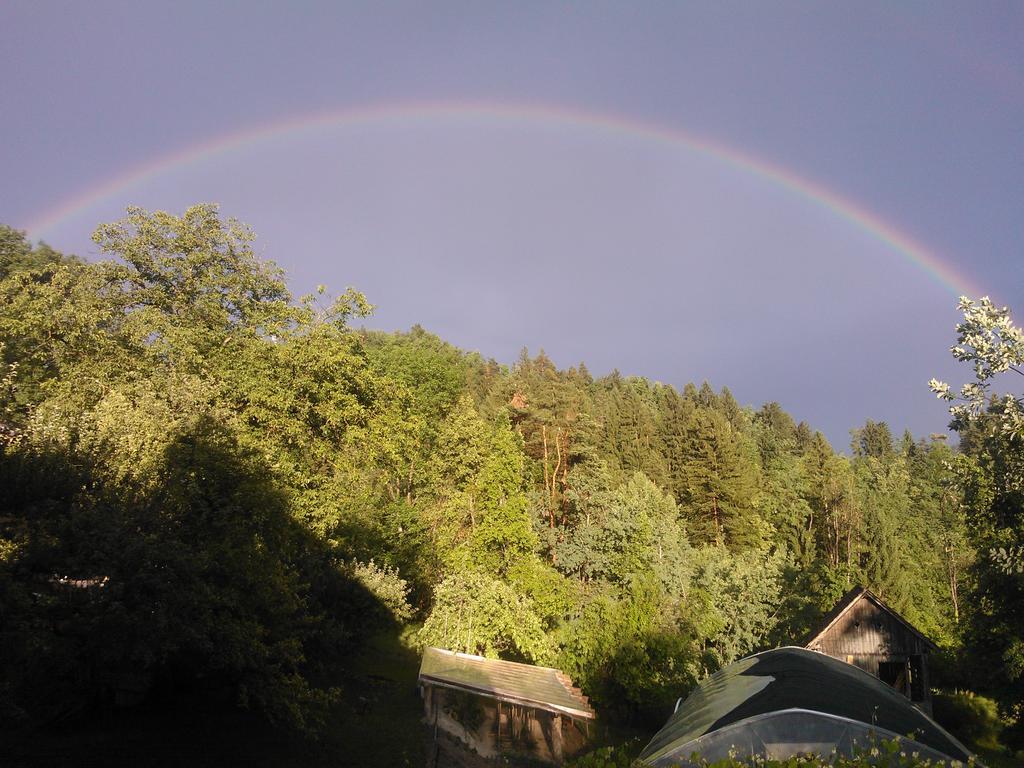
[639,647,971,766]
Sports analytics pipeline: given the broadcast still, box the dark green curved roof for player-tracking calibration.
[640,647,970,764]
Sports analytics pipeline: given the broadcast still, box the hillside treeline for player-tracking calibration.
[0,207,1019,742]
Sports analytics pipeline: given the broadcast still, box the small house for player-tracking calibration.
[418,647,595,765]
[805,587,937,713]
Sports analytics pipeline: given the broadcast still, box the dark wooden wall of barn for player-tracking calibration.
[808,599,929,660]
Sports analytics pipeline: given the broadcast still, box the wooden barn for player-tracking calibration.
[805,587,937,713]
[419,647,595,766]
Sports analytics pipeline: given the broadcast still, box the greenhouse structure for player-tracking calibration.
[639,647,972,766]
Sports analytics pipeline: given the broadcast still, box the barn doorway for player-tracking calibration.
[909,655,925,701]
[878,660,909,696]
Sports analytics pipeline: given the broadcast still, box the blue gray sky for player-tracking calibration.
[2,1,1022,449]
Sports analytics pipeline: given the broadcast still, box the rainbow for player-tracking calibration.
[24,100,984,298]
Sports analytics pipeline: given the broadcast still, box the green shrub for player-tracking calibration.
[933,690,1003,749]
[567,737,978,767]
[565,743,638,768]
[349,559,413,621]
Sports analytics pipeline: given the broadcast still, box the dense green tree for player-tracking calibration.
[687,546,785,665]
[556,577,702,722]
[362,326,474,427]
[418,570,550,662]
[794,421,814,452]
[467,414,537,576]
[359,326,487,503]
[658,384,697,503]
[718,386,745,430]
[954,423,1024,709]
[0,254,113,422]
[754,401,798,448]
[677,408,762,549]
[905,438,970,641]
[851,419,895,459]
[932,297,1024,720]
[554,457,615,580]
[801,432,856,572]
[756,432,815,565]
[565,472,691,593]
[695,380,718,409]
[856,454,913,607]
[593,375,668,487]
[419,396,536,579]
[0,225,78,281]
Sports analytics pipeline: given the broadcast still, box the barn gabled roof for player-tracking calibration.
[804,587,937,651]
[418,647,595,720]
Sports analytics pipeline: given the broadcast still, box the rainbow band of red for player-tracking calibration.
[24,101,984,299]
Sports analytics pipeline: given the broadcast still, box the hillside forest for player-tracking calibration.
[1,206,1021,760]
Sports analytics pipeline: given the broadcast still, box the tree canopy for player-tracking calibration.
[1,209,1016,754]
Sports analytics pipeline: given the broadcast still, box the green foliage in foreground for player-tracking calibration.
[567,738,980,768]
[931,297,1024,722]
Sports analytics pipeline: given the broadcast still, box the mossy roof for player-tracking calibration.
[418,647,595,720]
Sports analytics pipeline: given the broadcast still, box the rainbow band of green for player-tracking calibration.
[25,100,982,299]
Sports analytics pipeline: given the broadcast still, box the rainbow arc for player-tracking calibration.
[24,101,983,299]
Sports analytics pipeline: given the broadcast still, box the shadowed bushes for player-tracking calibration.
[933,691,1003,751]
[0,415,390,732]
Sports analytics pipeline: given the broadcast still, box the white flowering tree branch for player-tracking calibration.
[930,297,1024,576]
[929,296,1024,438]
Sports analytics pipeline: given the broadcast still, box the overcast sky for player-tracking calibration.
[2,1,1022,449]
